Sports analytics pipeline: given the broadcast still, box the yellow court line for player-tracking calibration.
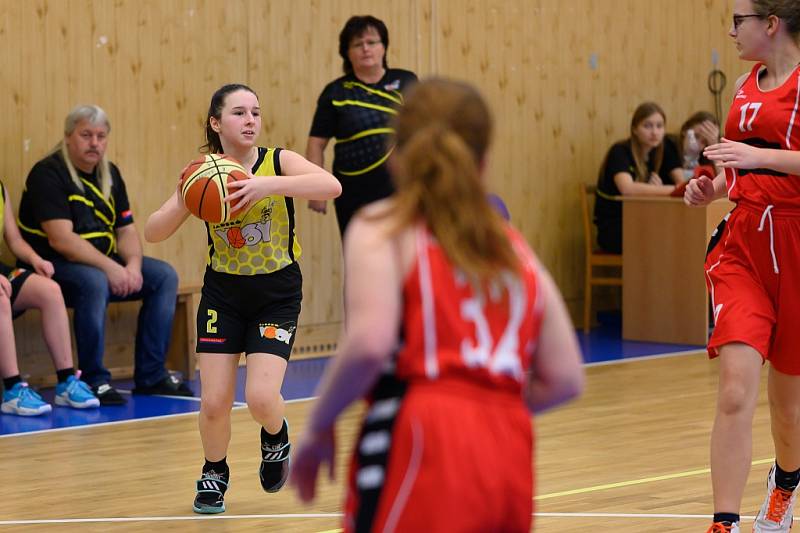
[315,530,343,533]
[535,457,775,500]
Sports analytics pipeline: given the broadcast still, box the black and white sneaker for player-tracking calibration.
[259,419,290,493]
[91,383,127,406]
[193,471,229,514]
[133,373,193,397]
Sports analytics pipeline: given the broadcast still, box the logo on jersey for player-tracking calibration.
[735,89,747,100]
[383,79,401,91]
[215,202,274,249]
[6,268,26,282]
[199,337,227,343]
[259,322,296,344]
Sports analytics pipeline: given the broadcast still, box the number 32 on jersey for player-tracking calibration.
[458,272,527,381]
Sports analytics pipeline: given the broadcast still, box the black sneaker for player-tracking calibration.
[193,471,228,514]
[92,383,127,406]
[259,419,290,493]
[133,374,193,397]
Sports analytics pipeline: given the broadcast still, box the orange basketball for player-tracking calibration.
[180,154,249,223]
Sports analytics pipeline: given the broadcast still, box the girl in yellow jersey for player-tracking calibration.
[145,84,340,514]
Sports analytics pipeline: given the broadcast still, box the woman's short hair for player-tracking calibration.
[338,15,389,74]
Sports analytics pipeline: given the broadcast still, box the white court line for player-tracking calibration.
[0,513,343,526]
[0,512,770,526]
[0,397,315,440]
[119,389,247,405]
[536,512,759,520]
[584,348,703,367]
[0,346,702,441]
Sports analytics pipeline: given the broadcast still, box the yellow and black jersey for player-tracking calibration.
[17,152,133,260]
[206,147,301,275]
[309,69,417,179]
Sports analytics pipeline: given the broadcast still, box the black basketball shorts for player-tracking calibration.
[196,262,302,359]
[0,263,34,310]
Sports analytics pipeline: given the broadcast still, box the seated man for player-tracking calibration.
[16,104,192,405]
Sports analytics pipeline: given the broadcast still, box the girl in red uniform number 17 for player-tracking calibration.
[685,1,800,532]
[290,78,585,532]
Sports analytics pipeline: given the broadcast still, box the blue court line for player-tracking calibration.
[1,323,703,437]
[0,357,330,437]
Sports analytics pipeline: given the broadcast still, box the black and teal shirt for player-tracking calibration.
[17,152,133,260]
[309,69,417,181]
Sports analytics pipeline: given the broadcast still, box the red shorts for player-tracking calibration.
[705,202,800,373]
[344,379,533,533]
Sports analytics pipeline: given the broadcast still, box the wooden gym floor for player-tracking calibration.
[0,348,780,531]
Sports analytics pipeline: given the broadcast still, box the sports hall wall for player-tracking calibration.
[0,0,744,371]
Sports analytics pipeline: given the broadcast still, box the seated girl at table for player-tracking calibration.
[594,102,683,253]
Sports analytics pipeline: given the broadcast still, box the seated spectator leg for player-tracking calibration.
[0,290,20,378]
[131,257,177,388]
[52,262,111,387]
[12,274,73,371]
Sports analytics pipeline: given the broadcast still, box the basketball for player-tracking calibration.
[180,154,249,223]
[226,226,246,248]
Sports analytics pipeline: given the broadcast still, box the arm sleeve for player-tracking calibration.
[26,163,73,223]
[661,136,683,173]
[605,143,634,178]
[111,164,134,228]
[400,70,419,89]
[309,83,337,138]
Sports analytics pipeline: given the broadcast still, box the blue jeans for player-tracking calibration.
[51,257,178,388]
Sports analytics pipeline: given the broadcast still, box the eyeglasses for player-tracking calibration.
[350,39,382,50]
[732,13,762,30]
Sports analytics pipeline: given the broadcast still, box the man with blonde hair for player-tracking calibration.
[16,104,191,404]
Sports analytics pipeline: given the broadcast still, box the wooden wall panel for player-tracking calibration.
[0,0,746,376]
[432,0,744,310]
[244,0,430,329]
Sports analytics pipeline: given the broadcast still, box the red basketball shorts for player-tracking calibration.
[343,380,534,533]
[705,202,800,374]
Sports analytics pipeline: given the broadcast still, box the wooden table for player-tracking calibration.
[622,197,734,345]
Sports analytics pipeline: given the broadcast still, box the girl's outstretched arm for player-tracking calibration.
[145,189,191,243]
[225,150,341,213]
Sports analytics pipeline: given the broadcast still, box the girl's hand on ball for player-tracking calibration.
[225,176,272,214]
[176,164,190,206]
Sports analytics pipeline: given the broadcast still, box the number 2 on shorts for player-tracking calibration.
[206,309,218,334]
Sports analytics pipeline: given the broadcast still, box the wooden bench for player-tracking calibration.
[16,284,201,386]
[164,284,202,377]
[16,284,341,386]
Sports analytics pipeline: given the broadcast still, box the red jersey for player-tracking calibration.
[393,224,543,395]
[724,63,800,208]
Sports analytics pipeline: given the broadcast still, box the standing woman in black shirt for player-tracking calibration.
[594,102,684,253]
[306,15,417,236]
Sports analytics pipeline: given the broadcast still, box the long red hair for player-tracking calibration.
[389,78,520,281]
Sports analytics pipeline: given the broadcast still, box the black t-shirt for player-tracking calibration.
[594,137,681,224]
[593,137,681,252]
[17,152,133,260]
[309,68,417,182]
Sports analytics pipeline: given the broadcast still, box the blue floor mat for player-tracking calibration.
[1,319,702,436]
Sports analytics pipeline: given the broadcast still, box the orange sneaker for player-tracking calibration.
[754,466,798,532]
[706,522,739,533]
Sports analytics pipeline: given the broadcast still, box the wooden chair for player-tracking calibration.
[579,183,622,333]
